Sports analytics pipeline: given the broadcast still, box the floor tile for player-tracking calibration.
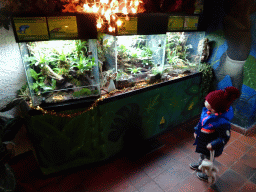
[161,134,182,146]
[154,170,181,191]
[157,150,187,169]
[246,147,256,158]
[215,152,237,167]
[110,180,138,192]
[210,169,247,192]
[212,160,228,177]
[250,173,256,185]
[188,152,200,161]
[228,131,243,143]
[170,174,211,192]
[176,140,196,155]
[128,169,155,190]
[224,145,246,160]
[228,140,252,153]
[176,155,198,174]
[240,154,256,168]
[230,160,256,179]
[138,181,164,192]
[142,163,165,179]
[166,166,192,182]
[239,135,256,146]
[239,181,256,192]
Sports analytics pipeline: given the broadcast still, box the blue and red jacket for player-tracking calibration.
[193,106,233,157]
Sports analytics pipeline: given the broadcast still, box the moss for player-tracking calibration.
[73,88,92,98]
[92,90,99,95]
[80,88,92,95]
[71,79,82,86]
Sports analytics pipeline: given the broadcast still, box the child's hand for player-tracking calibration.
[207,143,213,151]
[194,133,197,138]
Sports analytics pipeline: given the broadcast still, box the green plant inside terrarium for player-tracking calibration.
[165,32,195,70]
[22,40,98,104]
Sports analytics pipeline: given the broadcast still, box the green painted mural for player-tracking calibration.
[26,73,202,175]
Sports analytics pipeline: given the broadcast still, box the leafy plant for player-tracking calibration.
[131,53,138,58]
[117,44,129,59]
[141,47,153,58]
[75,40,88,57]
[72,55,96,75]
[116,70,129,81]
[167,49,181,65]
[198,63,214,99]
[29,69,54,94]
[151,67,164,75]
[127,67,142,75]
[17,83,31,101]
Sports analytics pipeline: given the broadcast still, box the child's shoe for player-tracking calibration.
[197,172,208,182]
[189,162,201,171]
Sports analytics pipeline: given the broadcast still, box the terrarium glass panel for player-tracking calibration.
[19,39,100,106]
[164,32,205,74]
[102,34,167,90]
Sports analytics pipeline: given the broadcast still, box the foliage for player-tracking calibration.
[116,70,129,81]
[72,55,96,75]
[24,53,56,68]
[243,55,256,90]
[131,53,138,58]
[127,67,142,75]
[29,69,55,94]
[92,89,99,95]
[75,40,88,57]
[167,49,181,65]
[141,47,153,58]
[198,63,214,99]
[17,83,31,101]
[117,44,129,59]
[151,67,164,75]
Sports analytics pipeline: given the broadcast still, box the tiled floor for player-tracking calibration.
[10,123,256,192]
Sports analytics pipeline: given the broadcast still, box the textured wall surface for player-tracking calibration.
[0,25,26,117]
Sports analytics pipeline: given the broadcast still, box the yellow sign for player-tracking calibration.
[47,16,78,39]
[184,16,199,30]
[117,17,137,35]
[160,116,165,125]
[168,16,184,31]
[13,17,49,41]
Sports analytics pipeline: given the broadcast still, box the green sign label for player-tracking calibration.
[168,16,184,31]
[117,17,137,35]
[47,16,78,39]
[13,17,49,41]
[184,16,199,30]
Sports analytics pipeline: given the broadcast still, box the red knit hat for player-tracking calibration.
[205,86,241,113]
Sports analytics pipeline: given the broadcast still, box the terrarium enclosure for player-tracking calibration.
[100,34,167,90]
[19,39,100,107]
[165,31,206,74]
[99,31,205,90]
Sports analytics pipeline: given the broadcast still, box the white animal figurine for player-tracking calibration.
[198,150,219,183]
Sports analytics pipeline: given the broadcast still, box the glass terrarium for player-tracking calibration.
[100,34,167,90]
[164,31,206,75]
[19,39,100,107]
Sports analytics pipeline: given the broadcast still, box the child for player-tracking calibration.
[189,86,241,182]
